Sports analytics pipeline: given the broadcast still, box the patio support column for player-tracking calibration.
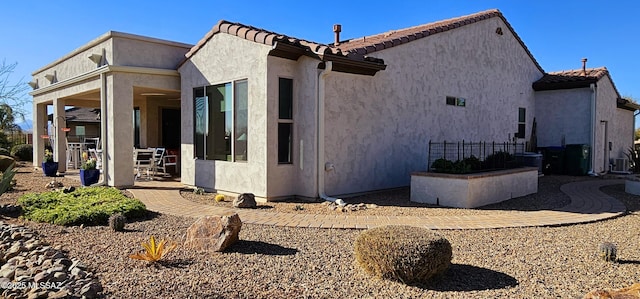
[105,73,134,187]
[53,99,67,173]
[32,102,48,166]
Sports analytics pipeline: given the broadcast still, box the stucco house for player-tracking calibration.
[534,65,638,174]
[30,9,637,201]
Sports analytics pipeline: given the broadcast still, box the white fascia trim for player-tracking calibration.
[29,65,180,96]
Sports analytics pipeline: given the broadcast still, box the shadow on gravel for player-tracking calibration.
[159,258,195,269]
[421,264,518,292]
[227,240,298,256]
[617,259,640,265]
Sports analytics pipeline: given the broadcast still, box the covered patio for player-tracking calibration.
[30,31,191,187]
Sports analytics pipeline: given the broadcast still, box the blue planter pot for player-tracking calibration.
[80,169,100,186]
[42,162,58,177]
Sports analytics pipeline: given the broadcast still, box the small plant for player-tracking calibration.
[599,242,617,262]
[43,149,54,163]
[0,163,16,195]
[625,147,640,173]
[431,158,454,173]
[293,205,305,211]
[129,235,177,263]
[108,213,127,232]
[214,194,225,202]
[194,188,205,195]
[80,152,97,170]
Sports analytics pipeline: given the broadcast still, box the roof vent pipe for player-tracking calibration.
[333,24,342,46]
[581,58,588,75]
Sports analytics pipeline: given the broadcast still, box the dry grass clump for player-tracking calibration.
[354,225,452,284]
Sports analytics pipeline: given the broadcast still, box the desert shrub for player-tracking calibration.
[18,187,146,226]
[11,144,32,161]
[0,155,15,172]
[0,148,10,157]
[354,225,452,284]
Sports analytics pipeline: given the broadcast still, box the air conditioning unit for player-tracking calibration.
[611,158,630,173]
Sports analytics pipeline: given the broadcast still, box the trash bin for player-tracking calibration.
[565,144,590,176]
[542,146,566,175]
[516,152,543,174]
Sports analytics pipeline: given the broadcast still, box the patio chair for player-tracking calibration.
[153,147,177,176]
[133,148,156,180]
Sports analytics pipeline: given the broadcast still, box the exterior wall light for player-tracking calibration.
[28,80,38,89]
[44,74,55,83]
[88,53,103,65]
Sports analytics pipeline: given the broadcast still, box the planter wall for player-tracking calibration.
[410,167,538,208]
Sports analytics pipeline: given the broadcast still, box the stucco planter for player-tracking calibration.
[410,167,538,208]
[624,176,640,195]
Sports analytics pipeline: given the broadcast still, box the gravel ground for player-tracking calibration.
[2,163,640,298]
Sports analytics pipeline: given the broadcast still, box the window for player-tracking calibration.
[133,108,140,148]
[446,96,466,107]
[278,78,293,164]
[193,79,248,161]
[516,108,526,139]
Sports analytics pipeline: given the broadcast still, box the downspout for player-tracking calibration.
[317,61,342,203]
[94,73,108,186]
[588,83,598,176]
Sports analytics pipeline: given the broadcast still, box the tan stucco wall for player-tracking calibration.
[322,17,543,195]
[595,76,634,172]
[179,33,271,197]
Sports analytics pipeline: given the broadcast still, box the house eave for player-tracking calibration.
[532,79,597,91]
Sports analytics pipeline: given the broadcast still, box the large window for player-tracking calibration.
[194,79,248,161]
[278,78,293,164]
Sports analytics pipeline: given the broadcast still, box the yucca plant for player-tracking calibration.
[129,236,177,263]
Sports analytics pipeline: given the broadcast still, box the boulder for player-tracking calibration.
[584,282,640,298]
[184,213,242,252]
[233,193,256,208]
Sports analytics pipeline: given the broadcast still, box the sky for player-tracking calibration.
[1,0,639,129]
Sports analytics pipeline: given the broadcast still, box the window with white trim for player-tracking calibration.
[193,79,248,161]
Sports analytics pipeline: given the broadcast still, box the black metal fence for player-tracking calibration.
[427,140,526,173]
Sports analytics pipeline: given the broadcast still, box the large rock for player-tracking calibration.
[184,213,242,252]
[233,193,256,208]
[584,282,640,298]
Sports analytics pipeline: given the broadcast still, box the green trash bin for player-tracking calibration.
[565,144,590,176]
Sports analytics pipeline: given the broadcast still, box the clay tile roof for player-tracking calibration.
[185,20,341,60]
[333,9,544,73]
[533,67,609,90]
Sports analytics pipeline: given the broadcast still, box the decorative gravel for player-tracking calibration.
[1,163,639,298]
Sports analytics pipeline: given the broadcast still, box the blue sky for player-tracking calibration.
[1,1,639,127]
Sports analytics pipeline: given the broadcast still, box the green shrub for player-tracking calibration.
[0,148,10,157]
[11,144,33,161]
[17,187,146,226]
[431,158,454,173]
[354,225,452,284]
